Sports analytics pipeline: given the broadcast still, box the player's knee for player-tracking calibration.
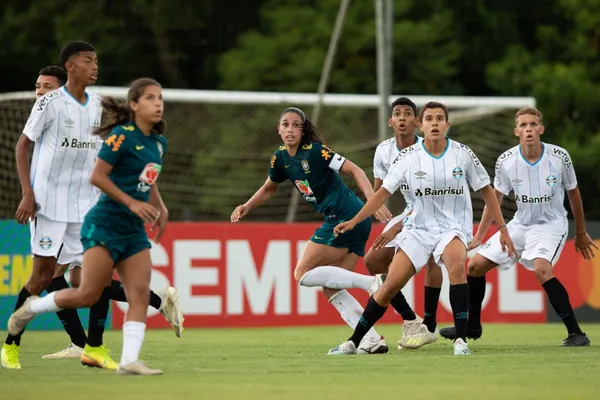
[424,262,443,287]
[294,266,310,282]
[533,262,553,284]
[77,288,103,307]
[364,253,382,275]
[25,274,53,295]
[467,256,487,277]
[446,261,467,284]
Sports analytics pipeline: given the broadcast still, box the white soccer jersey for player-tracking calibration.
[494,143,577,226]
[382,139,491,237]
[23,87,103,223]
[373,136,423,212]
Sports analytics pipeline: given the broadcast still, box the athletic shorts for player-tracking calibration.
[382,210,410,234]
[477,218,568,271]
[80,219,151,265]
[387,227,470,272]
[29,214,83,266]
[310,214,372,257]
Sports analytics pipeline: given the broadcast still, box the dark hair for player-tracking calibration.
[279,107,323,147]
[94,78,165,139]
[39,66,67,86]
[419,101,449,121]
[390,97,417,116]
[59,41,96,68]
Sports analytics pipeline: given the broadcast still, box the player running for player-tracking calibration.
[327,101,517,356]
[231,107,392,354]
[9,78,168,375]
[439,107,595,346]
[365,97,443,349]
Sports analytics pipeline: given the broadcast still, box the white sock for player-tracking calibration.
[120,321,146,366]
[299,266,375,291]
[328,290,381,342]
[29,292,62,314]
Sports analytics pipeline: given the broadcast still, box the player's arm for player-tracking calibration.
[90,159,159,223]
[14,135,36,224]
[474,189,504,243]
[150,184,169,242]
[231,177,280,222]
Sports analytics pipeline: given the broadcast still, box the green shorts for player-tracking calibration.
[310,215,372,257]
[81,221,151,265]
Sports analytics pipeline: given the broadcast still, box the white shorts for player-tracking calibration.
[30,214,83,267]
[382,211,410,234]
[477,218,568,271]
[388,228,469,272]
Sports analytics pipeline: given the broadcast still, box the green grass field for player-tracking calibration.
[2,324,599,400]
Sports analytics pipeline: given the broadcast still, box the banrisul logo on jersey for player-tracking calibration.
[60,137,97,150]
[138,163,162,192]
[414,187,464,197]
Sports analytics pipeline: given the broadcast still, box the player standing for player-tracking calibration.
[9,78,168,375]
[327,102,517,356]
[365,97,443,349]
[231,107,391,354]
[439,107,594,346]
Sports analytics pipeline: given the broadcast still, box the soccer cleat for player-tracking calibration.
[1,343,21,369]
[368,274,386,296]
[7,296,39,336]
[42,343,84,359]
[453,338,471,356]
[396,315,423,350]
[117,360,163,375]
[561,333,590,347]
[327,340,357,356]
[399,324,438,349]
[157,287,184,338]
[439,325,483,341]
[357,335,389,354]
[80,344,119,370]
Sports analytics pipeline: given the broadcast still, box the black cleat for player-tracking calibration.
[561,333,590,347]
[439,325,483,341]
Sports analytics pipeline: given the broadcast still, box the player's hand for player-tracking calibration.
[129,200,160,224]
[574,231,598,260]
[373,205,393,223]
[231,205,250,223]
[151,208,169,243]
[334,220,356,237]
[467,237,482,251]
[371,227,400,251]
[16,192,36,225]
[499,227,518,259]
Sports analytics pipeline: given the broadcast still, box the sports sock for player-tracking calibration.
[120,321,146,366]
[5,287,32,345]
[423,286,441,332]
[349,296,388,347]
[47,276,87,348]
[329,290,381,342]
[467,275,486,328]
[450,283,469,341]
[87,287,111,347]
[543,277,583,335]
[299,267,375,291]
[389,291,416,321]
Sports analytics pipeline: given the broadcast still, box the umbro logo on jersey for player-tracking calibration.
[415,171,426,179]
[511,178,523,186]
[64,119,74,126]
[61,137,97,150]
[414,187,464,197]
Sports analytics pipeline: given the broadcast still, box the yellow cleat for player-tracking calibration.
[80,345,118,370]
[1,343,22,369]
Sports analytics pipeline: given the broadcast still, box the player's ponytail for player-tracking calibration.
[94,97,132,139]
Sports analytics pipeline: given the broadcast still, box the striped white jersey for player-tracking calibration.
[382,139,490,238]
[23,87,103,223]
[494,143,577,226]
[373,136,423,213]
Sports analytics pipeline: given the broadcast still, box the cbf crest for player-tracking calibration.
[452,166,463,179]
[301,159,311,174]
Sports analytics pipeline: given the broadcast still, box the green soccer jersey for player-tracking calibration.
[269,141,363,218]
[88,122,167,232]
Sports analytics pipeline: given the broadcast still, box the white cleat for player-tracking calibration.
[397,315,423,350]
[357,336,389,354]
[7,296,39,336]
[399,324,438,349]
[368,274,385,296]
[327,340,357,356]
[42,343,84,359]
[453,338,471,356]
[117,360,163,375]
[157,287,184,338]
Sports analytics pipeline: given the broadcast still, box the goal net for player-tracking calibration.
[0,88,534,222]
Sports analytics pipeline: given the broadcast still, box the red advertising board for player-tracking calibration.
[110,222,585,329]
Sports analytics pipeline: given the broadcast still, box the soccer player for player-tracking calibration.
[439,107,595,346]
[9,78,168,375]
[366,97,443,349]
[35,66,68,98]
[231,107,392,354]
[327,101,517,356]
